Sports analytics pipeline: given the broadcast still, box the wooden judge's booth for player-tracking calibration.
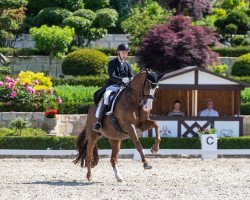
[146,66,248,138]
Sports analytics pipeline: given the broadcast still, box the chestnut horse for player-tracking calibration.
[74,70,164,182]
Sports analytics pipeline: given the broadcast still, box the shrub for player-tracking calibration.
[18,71,52,91]
[138,15,219,72]
[0,74,61,112]
[52,75,108,86]
[241,88,250,103]
[241,102,250,115]
[58,102,92,114]
[10,117,31,135]
[0,136,249,150]
[54,86,98,104]
[33,7,73,27]
[27,0,84,14]
[85,0,110,11]
[94,8,119,28]
[212,46,250,57]
[210,64,228,75]
[73,9,96,20]
[62,49,108,76]
[232,36,250,46]
[0,128,47,137]
[0,66,12,75]
[231,53,250,76]
[231,75,250,84]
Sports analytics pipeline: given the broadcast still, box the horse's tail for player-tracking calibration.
[73,128,99,168]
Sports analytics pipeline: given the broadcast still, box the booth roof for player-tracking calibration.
[158,66,249,90]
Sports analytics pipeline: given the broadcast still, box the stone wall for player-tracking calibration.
[0,55,236,77]
[0,112,249,136]
[0,112,87,136]
[13,34,129,49]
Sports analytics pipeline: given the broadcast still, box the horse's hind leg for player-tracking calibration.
[86,131,99,181]
[109,139,123,182]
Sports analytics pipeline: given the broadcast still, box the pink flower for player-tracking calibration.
[6,82,14,89]
[56,97,62,104]
[27,86,35,94]
[10,91,17,98]
[5,77,15,83]
[0,81,3,86]
[48,89,53,95]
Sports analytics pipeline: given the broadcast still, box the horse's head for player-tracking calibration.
[142,70,165,111]
[129,70,165,112]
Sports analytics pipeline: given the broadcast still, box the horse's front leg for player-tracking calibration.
[126,124,152,170]
[109,139,123,182]
[139,120,161,154]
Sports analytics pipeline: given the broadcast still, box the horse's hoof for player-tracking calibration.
[116,178,123,183]
[143,163,152,170]
[150,147,158,155]
[87,174,92,181]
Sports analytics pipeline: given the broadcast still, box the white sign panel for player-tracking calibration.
[214,121,239,137]
[151,121,178,138]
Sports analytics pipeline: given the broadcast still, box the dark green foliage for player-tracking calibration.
[0,136,249,150]
[232,36,250,47]
[33,7,73,27]
[231,53,250,76]
[94,8,119,28]
[241,102,250,115]
[62,49,109,76]
[84,0,110,11]
[212,46,250,57]
[27,0,84,14]
[52,75,108,86]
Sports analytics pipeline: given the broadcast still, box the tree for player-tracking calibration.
[63,8,118,46]
[214,10,249,45]
[138,15,219,73]
[157,0,212,20]
[0,0,28,47]
[121,1,170,46]
[30,25,75,75]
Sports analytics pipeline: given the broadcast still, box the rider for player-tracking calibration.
[93,43,134,131]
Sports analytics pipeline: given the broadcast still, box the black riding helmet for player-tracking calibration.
[117,43,130,52]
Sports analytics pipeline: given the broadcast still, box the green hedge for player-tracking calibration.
[0,48,46,56]
[52,75,108,86]
[58,102,92,114]
[212,46,250,57]
[241,102,250,115]
[0,137,249,150]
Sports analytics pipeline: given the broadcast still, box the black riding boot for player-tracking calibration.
[93,103,108,131]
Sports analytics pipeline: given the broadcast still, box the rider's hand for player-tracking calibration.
[122,77,129,84]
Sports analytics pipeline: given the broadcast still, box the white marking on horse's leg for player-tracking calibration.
[113,165,123,182]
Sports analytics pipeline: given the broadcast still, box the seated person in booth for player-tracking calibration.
[167,100,185,116]
[199,99,219,117]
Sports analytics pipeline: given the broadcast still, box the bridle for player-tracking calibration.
[127,73,158,107]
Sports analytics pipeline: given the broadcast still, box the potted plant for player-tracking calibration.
[44,109,58,135]
[197,128,218,160]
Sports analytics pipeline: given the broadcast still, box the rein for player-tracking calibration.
[127,74,157,107]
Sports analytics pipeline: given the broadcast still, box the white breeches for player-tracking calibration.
[104,84,120,105]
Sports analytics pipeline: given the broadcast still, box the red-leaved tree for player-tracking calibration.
[138,15,219,73]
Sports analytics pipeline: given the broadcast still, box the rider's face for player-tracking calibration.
[118,51,129,60]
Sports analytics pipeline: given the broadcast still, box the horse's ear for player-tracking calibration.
[157,72,165,81]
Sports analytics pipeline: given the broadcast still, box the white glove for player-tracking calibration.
[122,77,129,83]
